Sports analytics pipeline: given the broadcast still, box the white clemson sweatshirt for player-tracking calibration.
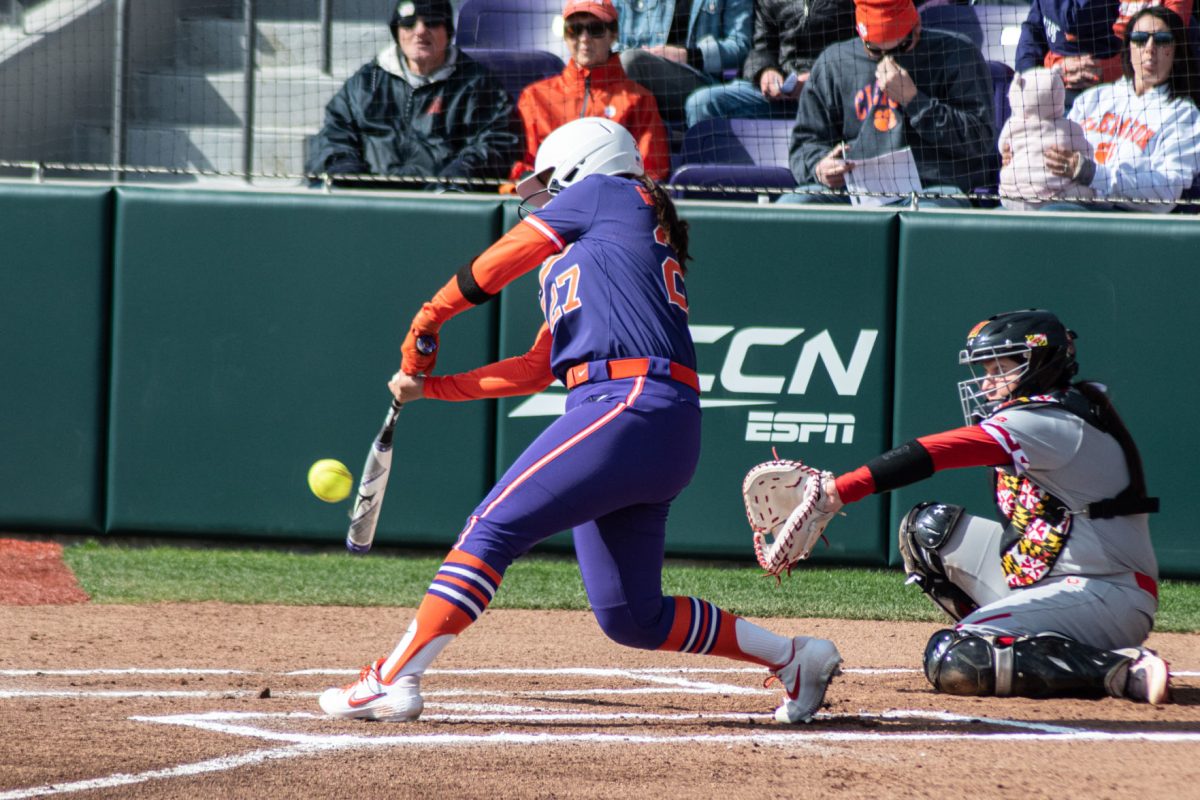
[1068,77,1200,212]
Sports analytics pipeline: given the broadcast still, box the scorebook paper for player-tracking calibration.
[845,147,922,207]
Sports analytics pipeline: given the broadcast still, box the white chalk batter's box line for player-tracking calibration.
[3,667,1200,800]
[4,666,1198,677]
[4,708,1200,800]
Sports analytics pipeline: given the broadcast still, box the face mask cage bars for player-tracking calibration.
[956,344,1031,425]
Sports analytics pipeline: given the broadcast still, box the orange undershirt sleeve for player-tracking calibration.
[425,323,555,401]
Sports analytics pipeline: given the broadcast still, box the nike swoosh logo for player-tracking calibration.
[347,691,385,708]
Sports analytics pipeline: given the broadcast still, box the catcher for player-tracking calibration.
[743,309,1168,704]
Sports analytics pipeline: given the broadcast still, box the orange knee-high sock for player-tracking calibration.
[379,549,503,683]
[657,597,793,668]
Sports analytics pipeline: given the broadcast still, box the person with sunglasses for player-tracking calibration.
[509,0,670,186]
[782,0,994,206]
[306,0,518,190]
[1028,6,1200,212]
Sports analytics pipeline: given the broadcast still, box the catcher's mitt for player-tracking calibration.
[742,459,838,577]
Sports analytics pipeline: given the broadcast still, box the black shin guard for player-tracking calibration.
[898,503,978,622]
[924,630,1134,698]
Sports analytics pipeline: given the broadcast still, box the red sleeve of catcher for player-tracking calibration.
[834,425,1010,504]
[424,323,555,401]
[918,426,1011,470]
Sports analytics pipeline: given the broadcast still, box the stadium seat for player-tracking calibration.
[973,60,1015,205]
[920,2,1030,67]
[455,0,565,57]
[919,4,984,48]
[678,118,791,169]
[989,59,1014,137]
[461,48,565,101]
[667,163,797,201]
[1176,174,1200,214]
[670,119,794,200]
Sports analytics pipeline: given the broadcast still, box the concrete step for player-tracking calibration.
[128,68,342,129]
[176,17,388,73]
[74,121,313,177]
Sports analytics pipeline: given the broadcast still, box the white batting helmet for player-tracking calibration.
[516,117,644,207]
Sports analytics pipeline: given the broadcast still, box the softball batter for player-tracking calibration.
[319,118,843,724]
[806,310,1167,702]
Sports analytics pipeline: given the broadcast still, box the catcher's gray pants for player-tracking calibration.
[938,511,1157,652]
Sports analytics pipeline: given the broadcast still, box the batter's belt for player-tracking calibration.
[565,357,700,394]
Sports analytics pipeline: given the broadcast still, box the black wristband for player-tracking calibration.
[456,261,495,305]
[866,439,934,494]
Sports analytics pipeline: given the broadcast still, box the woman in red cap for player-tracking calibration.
[509,0,670,183]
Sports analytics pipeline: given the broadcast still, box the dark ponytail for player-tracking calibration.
[1074,381,1150,499]
[638,175,691,269]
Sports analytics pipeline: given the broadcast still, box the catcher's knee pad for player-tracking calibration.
[898,503,977,621]
[924,630,1133,698]
[923,629,996,695]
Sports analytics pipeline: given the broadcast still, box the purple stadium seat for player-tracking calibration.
[670,119,793,200]
[920,3,1029,67]
[919,4,984,48]
[667,164,797,201]
[461,48,565,101]
[989,60,1014,140]
[455,0,565,56]
[678,118,792,168]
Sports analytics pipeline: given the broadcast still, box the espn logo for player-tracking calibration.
[745,411,856,444]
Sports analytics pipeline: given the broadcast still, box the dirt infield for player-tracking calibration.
[1,604,1198,800]
[0,539,88,605]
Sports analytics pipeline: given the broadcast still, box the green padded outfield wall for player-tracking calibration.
[0,185,110,532]
[107,189,502,545]
[891,212,1200,578]
[495,203,898,563]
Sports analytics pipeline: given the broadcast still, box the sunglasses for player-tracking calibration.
[565,20,613,38]
[396,15,448,29]
[863,34,915,57]
[1129,30,1175,46]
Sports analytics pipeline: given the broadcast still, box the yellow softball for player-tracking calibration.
[307,459,353,503]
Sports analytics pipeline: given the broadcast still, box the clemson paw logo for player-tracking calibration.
[873,107,897,131]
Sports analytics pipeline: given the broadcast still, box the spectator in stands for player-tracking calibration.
[1113,0,1192,40]
[613,0,753,126]
[1015,0,1124,108]
[510,0,670,183]
[1015,6,1200,212]
[684,0,857,127]
[782,0,995,206]
[306,0,518,189]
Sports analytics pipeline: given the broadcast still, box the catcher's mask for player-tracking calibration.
[516,117,643,218]
[957,309,1077,424]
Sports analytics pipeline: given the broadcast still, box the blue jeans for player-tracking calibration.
[777,182,973,209]
[684,80,798,127]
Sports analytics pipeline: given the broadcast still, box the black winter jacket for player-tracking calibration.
[307,47,519,185]
[741,0,857,83]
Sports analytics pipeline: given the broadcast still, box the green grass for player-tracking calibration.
[62,540,1200,632]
